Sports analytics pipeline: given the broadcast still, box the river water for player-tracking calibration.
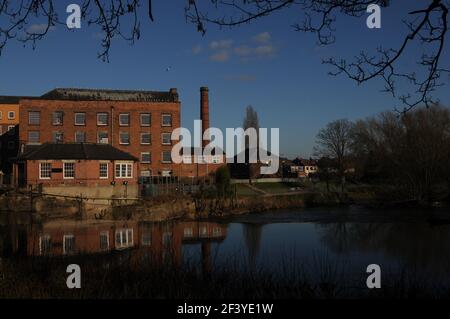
[1,206,450,294]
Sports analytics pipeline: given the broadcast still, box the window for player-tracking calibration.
[28,131,40,144]
[141,152,151,163]
[98,131,109,144]
[99,163,108,179]
[162,232,172,247]
[52,111,63,125]
[39,162,52,179]
[200,226,208,237]
[28,111,40,125]
[162,114,172,126]
[97,113,108,126]
[0,111,2,119]
[141,225,152,246]
[75,131,86,143]
[183,228,193,238]
[141,132,151,145]
[119,132,130,145]
[63,162,75,179]
[212,155,222,164]
[74,113,86,125]
[8,111,15,120]
[140,170,151,177]
[140,113,151,126]
[39,235,51,255]
[63,235,76,255]
[115,229,133,249]
[100,232,109,251]
[115,162,133,178]
[119,113,130,126]
[213,227,222,237]
[53,131,64,143]
[162,151,172,163]
[7,125,15,134]
[161,132,171,145]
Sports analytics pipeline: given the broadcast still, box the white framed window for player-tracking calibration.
[162,114,172,127]
[74,112,86,125]
[99,162,109,179]
[28,131,40,144]
[39,235,52,255]
[183,228,193,238]
[8,111,15,120]
[97,113,108,126]
[75,131,86,143]
[162,151,172,163]
[98,131,109,144]
[140,113,151,126]
[115,229,134,249]
[161,132,171,145]
[115,162,133,178]
[182,155,192,164]
[119,132,130,145]
[213,227,222,237]
[7,125,15,133]
[28,111,40,125]
[212,155,222,164]
[141,225,152,246]
[119,113,130,126]
[141,152,151,163]
[140,132,151,145]
[200,226,208,237]
[63,162,75,179]
[39,162,52,179]
[52,111,63,125]
[140,170,151,177]
[100,231,109,251]
[63,234,76,255]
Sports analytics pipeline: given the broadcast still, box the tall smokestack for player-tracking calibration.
[200,87,210,148]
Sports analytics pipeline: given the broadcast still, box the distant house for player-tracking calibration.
[290,158,319,178]
[14,143,139,198]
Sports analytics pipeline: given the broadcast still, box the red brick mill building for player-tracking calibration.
[0,86,224,197]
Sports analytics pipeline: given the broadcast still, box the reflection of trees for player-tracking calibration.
[243,224,263,268]
[318,222,450,273]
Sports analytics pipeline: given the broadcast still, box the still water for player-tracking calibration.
[1,206,450,283]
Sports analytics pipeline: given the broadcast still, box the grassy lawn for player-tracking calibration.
[253,182,302,194]
[234,184,261,196]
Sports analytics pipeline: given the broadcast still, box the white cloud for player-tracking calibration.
[27,23,55,34]
[209,51,230,62]
[252,32,271,44]
[209,39,233,50]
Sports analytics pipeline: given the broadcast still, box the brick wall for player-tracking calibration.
[19,98,180,177]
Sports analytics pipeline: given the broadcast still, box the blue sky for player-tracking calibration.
[1,0,449,158]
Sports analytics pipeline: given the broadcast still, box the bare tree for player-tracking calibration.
[1,1,448,110]
[315,119,354,192]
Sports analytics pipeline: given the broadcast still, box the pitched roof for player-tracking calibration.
[18,143,138,161]
[40,88,179,102]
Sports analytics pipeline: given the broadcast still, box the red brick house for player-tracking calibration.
[15,143,138,198]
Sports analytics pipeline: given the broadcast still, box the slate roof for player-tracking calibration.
[40,88,179,102]
[18,143,138,161]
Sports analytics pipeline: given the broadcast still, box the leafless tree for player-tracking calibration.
[1,1,449,110]
[315,119,354,192]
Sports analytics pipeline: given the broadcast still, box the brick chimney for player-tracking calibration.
[200,86,210,148]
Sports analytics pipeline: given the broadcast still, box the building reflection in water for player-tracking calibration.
[0,217,228,273]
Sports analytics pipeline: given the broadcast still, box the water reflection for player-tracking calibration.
[1,210,450,280]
